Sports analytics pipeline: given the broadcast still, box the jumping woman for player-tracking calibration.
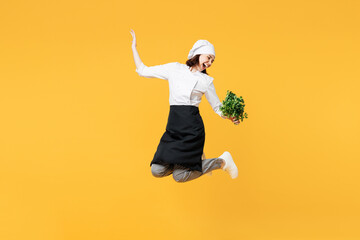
[130,29,239,183]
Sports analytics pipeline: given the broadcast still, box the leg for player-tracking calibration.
[202,152,225,175]
[151,163,173,178]
[172,158,223,183]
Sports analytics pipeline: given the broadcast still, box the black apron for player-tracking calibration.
[150,105,205,172]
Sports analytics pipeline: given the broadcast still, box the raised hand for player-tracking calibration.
[130,29,137,48]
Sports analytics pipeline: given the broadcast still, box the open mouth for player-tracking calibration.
[203,63,207,68]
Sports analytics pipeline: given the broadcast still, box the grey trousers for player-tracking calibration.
[151,158,223,183]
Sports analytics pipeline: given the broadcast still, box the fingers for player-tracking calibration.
[222,115,240,125]
[130,29,137,47]
[230,117,240,125]
[130,29,136,38]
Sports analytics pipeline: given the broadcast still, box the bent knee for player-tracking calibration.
[173,172,187,183]
[151,164,171,178]
[173,168,202,183]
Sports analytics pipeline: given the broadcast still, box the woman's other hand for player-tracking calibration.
[130,29,137,48]
[221,115,240,125]
[231,117,240,125]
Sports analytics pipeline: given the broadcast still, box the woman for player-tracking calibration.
[130,29,239,183]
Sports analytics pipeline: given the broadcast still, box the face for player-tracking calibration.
[198,54,215,71]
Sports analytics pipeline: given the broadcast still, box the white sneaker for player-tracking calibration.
[218,151,238,179]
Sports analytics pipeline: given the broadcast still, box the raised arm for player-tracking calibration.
[130,29,173,80]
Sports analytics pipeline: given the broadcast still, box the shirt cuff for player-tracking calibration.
[214,104,224,118]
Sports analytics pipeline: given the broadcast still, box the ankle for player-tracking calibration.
[220,159,225,168]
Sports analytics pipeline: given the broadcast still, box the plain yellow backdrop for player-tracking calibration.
[1,0,359,239]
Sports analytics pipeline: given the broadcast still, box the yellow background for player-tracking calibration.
[1,0,359,239]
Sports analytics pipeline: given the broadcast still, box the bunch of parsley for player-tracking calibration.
[220,90,248,123]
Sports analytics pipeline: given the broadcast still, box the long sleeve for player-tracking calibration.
[135,62,175,80]
[205,81,223,117]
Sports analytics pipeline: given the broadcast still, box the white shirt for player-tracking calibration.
[135,62,223,117]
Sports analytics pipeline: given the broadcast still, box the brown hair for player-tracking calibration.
[185,54,208,75]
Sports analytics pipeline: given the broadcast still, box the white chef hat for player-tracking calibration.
[187,40,215,59]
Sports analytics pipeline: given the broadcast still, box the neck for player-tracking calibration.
[190,64,201,73]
